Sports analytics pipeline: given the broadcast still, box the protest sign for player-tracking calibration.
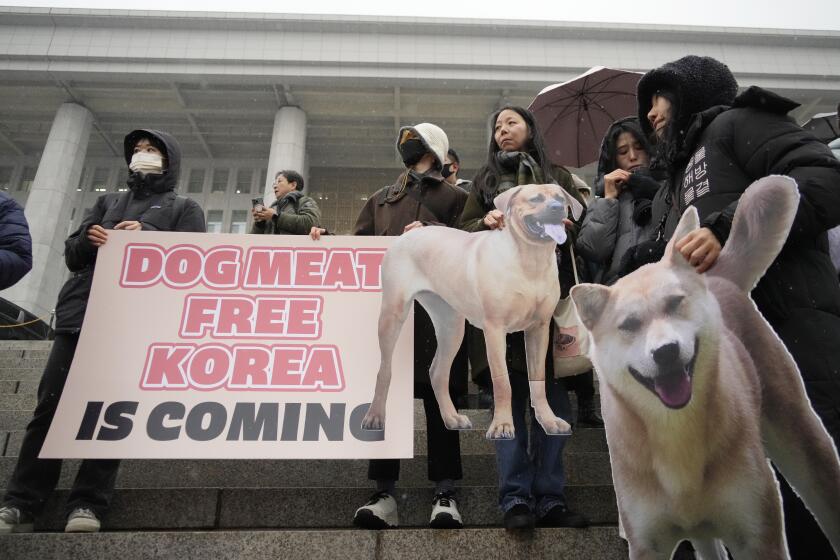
[41,231,413,459]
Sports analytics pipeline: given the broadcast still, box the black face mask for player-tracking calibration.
[441,163,454,179]
[400,138,428,167]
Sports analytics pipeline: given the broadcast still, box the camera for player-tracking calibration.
[251,197,264,210]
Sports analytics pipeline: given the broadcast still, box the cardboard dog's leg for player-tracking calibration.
[361,289,413,431]
[691,538,728,560]
[717,291,840,553]
[627,534,679,560]
[722,481,789,560]
[417,293,472,431]
[713,288,840,553]
[762,382,840,555]
[524,324,571,436]
[483,325,515,440]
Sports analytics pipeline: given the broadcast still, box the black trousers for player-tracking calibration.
[3,333,120,518]
[368,382,463,483]
[563,369,595,403]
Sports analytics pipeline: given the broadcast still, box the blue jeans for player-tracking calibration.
[495,371,571,518]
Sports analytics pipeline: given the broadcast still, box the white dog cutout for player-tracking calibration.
[571,176,840,560]
[362,183,584,440]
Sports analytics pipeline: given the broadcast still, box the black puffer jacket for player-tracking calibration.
[0,192,32,290]
[640,57,840,443]
[576,117,660,285]
[54,129,206,333]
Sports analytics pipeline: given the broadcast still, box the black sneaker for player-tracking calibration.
[537,504,590,528]
[503,503,535,531]
[429,491,463,529]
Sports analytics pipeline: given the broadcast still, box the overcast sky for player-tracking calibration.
[4,0,840,31]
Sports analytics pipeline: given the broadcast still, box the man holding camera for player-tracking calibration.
[251,169,321,235]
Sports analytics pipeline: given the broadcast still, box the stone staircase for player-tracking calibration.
[0,340,628,559]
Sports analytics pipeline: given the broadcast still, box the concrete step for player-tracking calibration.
[0,393,35,410]
[0,357,45,368]
[0,452,613,489]
[0,410,30,431]
[0,380,19,393]
[2,484,618,531]
[0,367,42,381]
[0,341,53,352]
[1,425,606,459]
[0,527,627,560]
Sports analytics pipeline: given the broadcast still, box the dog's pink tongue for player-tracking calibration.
[654,372,692,408]
[544,223,567,244]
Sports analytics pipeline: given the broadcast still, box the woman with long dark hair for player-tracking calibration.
[460,106,558,232]
[458,106,589,531]
[577,116,661,286]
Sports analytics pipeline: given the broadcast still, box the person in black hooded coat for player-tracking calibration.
[0,129,205,534]
[576,117,662,286]
[638,55,840,560]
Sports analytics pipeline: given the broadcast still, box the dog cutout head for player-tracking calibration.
[493,184,584,245]
[570,206,720,410]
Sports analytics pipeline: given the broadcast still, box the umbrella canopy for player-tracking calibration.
[529,66,643,168]
[802,111,839,143]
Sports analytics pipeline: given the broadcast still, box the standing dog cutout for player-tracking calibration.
[362,183,584,440]
[571,176,840,559]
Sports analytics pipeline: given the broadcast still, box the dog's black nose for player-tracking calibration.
[652,342,681,365]
[546,200,564,212]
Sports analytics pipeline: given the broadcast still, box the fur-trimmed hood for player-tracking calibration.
[637,55,739,140]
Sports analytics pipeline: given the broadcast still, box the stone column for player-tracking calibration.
[4,103,93,319]
[264,106,307,202]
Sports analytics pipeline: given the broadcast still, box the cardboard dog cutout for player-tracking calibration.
[571,176,840,559]
[362,183,584,439]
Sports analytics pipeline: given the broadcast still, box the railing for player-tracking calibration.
[0,297,53,340]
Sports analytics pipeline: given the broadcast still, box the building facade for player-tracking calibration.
[1,7,839,317]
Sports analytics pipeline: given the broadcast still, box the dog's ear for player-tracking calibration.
[664,206,700,269]
[570,284,611,331]
[494,186,522,214]
[559,187,584,221]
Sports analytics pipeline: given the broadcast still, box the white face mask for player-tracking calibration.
[129,152,164,175]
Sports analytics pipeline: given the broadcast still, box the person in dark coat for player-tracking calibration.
[458,105,589,531]
[251,169,321,235]
[577,117,660,286]
[341,122,468,530]
[0,191,32,290]
[0,129,205,535]
[638,55,840,560]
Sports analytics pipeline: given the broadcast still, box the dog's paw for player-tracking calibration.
[361,410,386,431]
[442,412,473,431]
[536,414,572,436]
[486,416,515,440]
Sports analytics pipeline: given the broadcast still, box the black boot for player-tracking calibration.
[577,398,604,427]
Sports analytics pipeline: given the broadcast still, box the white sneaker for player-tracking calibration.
[353,492,398,529]
[64,508,101,533]
[429,491,463,529]
[0,506,34,534]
